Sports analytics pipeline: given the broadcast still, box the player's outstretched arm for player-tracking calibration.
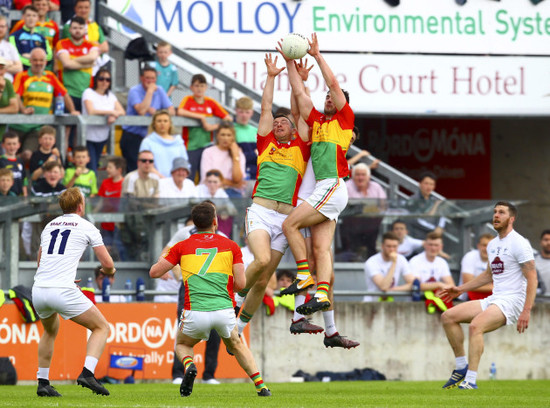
[258,53,285,137]
[93,245,115,275]
[293,58,314,142]
[517,260,537,333]
[149,257,176,279]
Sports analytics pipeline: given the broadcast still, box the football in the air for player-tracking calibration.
[281,33,309,60]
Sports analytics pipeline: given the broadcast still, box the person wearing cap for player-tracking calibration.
[158,157,196,199]
[139,109,188,178]
[0,57,18,142]
[0,15,23,82]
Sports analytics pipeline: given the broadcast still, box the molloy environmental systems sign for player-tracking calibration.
[107,0,550,55]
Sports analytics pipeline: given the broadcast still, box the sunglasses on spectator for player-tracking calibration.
[97,77,111,82]
[139,159,154,163]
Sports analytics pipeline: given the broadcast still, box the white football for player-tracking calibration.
[282,33,309,60]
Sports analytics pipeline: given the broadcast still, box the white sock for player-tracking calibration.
[464,370,477,384]
[235,293,245,308]
[455,356,468,370]
[237,318,247,335]
[84,356,99,373]
[323,310,337,336]
[37,367,50,380]
[293,295,306,321]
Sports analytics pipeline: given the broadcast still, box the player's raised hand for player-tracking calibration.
[276,40,292,62]
[307,33,320,57]
[296,58,314,82]
[264,53,285,77]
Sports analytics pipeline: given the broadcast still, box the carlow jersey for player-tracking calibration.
[55,38,98,98]
[63,168,98,197]
[178,96,229,151]
[306,102,355,180]
[34,213,104,288]
[252,131,310,206]
[164,232,243,311]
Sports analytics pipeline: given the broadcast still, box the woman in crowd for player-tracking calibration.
[139,110,188,178]
[81,68,125,171]
[199,122,245,197]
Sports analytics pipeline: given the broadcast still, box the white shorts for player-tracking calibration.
[245,203,289,254]
[305,178,348,220]
[179,308,236,340]
[480,293,525,325]
[32,286,94,320]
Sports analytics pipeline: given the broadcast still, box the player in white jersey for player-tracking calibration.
[439,201,537,390]
[32,188,115,397]
[364,232,415,302]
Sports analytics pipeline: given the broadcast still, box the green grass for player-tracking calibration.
[2,380,550,407]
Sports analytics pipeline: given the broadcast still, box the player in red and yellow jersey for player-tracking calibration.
[149,202,271,398]
[278,33,355,318]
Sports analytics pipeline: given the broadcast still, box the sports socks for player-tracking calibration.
[322,309,337,336]
[235,293,246,308]
[315,281,330,299]
[250,372,267,391]
[182,356,194,372]
[37,367,50,381]
[238,309,253,335]
[296,259,310,280]
[237,288,250,302]
[293,294,306,321]
[84,356,98,374]
[237,317,248,335]
[464,370,477,384]
[455,356,467,370]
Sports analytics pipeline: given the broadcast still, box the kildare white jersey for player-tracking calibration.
[363,252,412,302]
[398,235,424,258]
[409,252,451,283]
[488,229,533,297]
[34,214,104,288]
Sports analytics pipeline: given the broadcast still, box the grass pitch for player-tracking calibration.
[1,380,549,407]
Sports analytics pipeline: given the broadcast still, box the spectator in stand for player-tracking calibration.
[177,73,232,182]
[13,0,58,10]
[9,5,53,70]
[158,157,196,199]
[200,122,245,197]
[345,162,386,199]
[234,96,258,181]
[139,109,188,178]
[0,167,16,196]
[364,232,415,302]
[94,265,124,303]
[62,145,97,197]
[62,0,109,74]
[0,57,18,140]
[55,16,98,114]
[0,16,23,82]
[405,172,447,239]
[30,159,64,196]
[121,66,174,173]
[97,156,126,261]
[460,233,494,301]
[29,125,62,183]
[0,131,27,195]
[195,169,235,238]
[11,0,59,52]
[12,47,76,162]
[121,150,159,198]
[535,229,550,300]
[82,68,124,172]
[391,219,424,259]
[149,41,178,98]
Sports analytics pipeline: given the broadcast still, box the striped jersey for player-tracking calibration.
[55,38,98,98]
[252,131,311,206]
[164,232,243,311]
[178,96,229,150]
[306,102,355,180]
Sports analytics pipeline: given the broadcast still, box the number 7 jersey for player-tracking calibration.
[164,232,243,312]
[34,213,104,288]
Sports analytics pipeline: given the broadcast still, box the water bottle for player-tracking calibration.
[102,276,111,302]
[86,276,93,288]
[125,279,133,302]
[411,278,421,301]
[489,362,496,380]
[136,277,145,301]
[54,93,65,116]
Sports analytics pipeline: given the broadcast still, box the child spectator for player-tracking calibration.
[29,125,62,182]
[0,131,27,195]
[30,160,64,196]
[234,96,258,181]
[177,73,232,182]
[0,167,15,196]
[62,145,97,197]
[10,0,59,52]
[150,41,178,98]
